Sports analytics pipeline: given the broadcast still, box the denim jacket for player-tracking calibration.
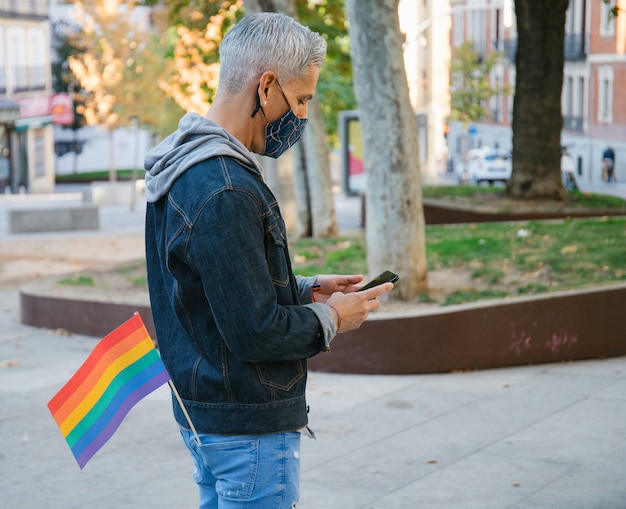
[145,153,336,435]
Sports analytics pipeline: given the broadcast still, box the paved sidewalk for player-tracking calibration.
[1,186,625,508]
[1,290,625,508]
[576,180,626,200]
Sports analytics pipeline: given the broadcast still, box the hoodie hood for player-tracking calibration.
[144,112,264,202]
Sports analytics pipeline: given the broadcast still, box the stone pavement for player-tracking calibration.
[1,185,626,508]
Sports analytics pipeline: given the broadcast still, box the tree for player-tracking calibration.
[68,1,137,179]
[51,19,88,173]
[450,42,510,124]
[345,0,428,300]
[113,5,185,138]
[508,0,569,200]
[68,1,185,179]
[140,0,235,30]
[603,0,621,18]
[296,0,355,145]
[157,1,242,114]
[143,0,355,142]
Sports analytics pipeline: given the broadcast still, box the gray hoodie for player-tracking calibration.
[144,112,264,203]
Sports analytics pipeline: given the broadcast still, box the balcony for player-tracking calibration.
[0,0,48,19]
[0,66,6,94]
[503,39,517,61]
[500,36,587,63]
[11,66,47,93]
[564,34,586,60]
[563,115,584,132]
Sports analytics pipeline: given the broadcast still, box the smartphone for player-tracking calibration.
[357,270,399,291]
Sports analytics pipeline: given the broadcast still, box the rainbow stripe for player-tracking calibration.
[48,314,170,469]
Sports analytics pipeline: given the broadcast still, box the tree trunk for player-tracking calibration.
[302,95,337,237]
[508,0,569,200]
[261,153,299,232]
[72,128,78,174]
[345,0,428,300]
[244,0,338,238]
[108,128,116,181]
[291,143,312,236]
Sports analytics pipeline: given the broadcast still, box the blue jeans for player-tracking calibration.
[180,428,301,508]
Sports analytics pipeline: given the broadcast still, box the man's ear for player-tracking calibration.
[258,72,277,101]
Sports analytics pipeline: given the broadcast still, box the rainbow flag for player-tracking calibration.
[48,314,170,469]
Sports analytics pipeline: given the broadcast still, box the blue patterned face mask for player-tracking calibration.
[252,80,308,158]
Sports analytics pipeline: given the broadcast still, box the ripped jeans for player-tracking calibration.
[180,428,301,509]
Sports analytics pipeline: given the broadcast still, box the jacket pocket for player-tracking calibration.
[266,220,290,288]
[255,360,305,392]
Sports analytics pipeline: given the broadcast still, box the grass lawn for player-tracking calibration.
[55,169,137,182]
[54,183,626,307]
[291,204,626,306]
[421,184,626,209]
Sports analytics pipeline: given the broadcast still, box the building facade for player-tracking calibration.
[561,0,626,183]
[399,0,452,182]
[448,0,626,184]
[0,0,56,193]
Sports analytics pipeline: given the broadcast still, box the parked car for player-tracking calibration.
[456,147,578,189]
[456,148,512,185]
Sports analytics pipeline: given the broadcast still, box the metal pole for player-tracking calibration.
[130,117,138,211]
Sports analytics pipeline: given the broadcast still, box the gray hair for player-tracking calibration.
[218,12,327,93]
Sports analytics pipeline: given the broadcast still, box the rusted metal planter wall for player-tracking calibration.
[21,283,626,375]
[20,293,156,340]
[422,200,626,224]
[307,284,626,374]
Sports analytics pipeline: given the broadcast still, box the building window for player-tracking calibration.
[508,67,515,121]
[564,76,573,117]
[27,28,47,90]
[492,9,501,50]
[576,76,585,120]
[453,12,464,47]
[597,66,613,124]
[0,26,4,93]
[34,129,45,178]
[600,1,615,37]
[490,65,504,122]
[468,5,487,58]
[562,71,586,131]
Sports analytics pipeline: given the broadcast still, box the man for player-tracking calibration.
[144,13,393,509]
[602,146,616,183]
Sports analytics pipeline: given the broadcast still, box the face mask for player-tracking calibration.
[252,81,308,158]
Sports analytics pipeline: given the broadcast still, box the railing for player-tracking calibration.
[11,66,47,92]
[563,115,584,132]
[502,39,517,61]
[564,33,586,60]
[500,36,587,63]
[0,66,6,94]
[0,0,48,18]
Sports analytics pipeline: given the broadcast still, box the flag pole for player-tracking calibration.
[168,380,201,445]
[134,313,201,445]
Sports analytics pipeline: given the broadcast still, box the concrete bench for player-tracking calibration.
[90,180,144,206]
[8,205,99,233]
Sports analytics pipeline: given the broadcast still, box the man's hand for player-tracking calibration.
[325,282,394,333]
[312,274,364,304]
